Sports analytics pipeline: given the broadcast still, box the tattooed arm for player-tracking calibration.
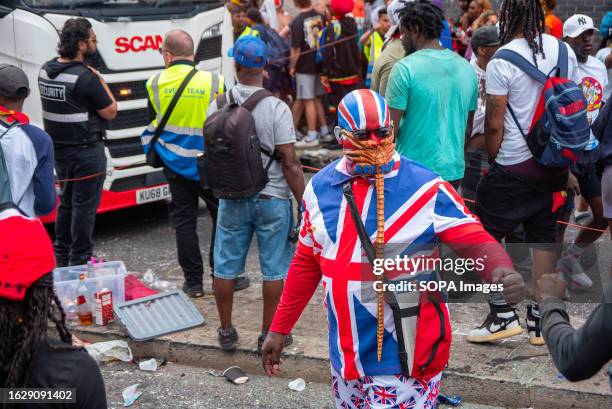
[484,94,507,163]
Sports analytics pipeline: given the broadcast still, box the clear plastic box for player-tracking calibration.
[53,261,126,314]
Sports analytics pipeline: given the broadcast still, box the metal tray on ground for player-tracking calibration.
[113,289,204,341]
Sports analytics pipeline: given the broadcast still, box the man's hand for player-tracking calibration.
[567,172,580,196]
[536,273,567,303]
[320,75,330,89]
[491,268,525,305]
[289,67,296,78]
[261,331,285,377]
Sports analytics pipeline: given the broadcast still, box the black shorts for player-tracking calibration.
[575,168,602,200]
[475,163,567,245]
[461,148,490,204]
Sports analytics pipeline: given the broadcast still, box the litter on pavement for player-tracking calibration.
[85,340,133,363]
[122,383,142,407]
[288,378,306,392]
[223,366,249,384]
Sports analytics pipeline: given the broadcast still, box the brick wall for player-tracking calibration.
[444,0,609,27]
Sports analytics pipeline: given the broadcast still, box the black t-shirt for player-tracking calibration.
[75,70,113,113]
[290,10,325,74]
[23,338,107,409]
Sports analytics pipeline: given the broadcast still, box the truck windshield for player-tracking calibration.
[22,1,211,8]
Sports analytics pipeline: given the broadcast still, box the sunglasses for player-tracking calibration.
[334,126,391,141]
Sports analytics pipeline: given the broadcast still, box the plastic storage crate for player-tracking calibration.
[53,261,126,313]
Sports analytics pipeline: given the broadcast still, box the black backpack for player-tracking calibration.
[202,89,278,199]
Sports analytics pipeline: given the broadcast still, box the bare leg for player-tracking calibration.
[292,99,304,129]
[531,249,558,300]
[213,278,235,330]
[262,280,284,333]
[572,197,607,246]
[304,99,317,133]
[315,97,327,129]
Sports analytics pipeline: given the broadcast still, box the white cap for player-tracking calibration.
[563,14,595,39]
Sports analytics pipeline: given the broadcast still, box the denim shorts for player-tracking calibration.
[213,194,295,281]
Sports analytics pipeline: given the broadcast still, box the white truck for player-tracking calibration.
[0,0,234,222]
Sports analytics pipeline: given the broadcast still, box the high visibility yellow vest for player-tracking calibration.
[239,26,260,39]
[142,63,224,180]
[364,31,384,63]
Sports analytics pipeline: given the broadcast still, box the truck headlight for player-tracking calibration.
[201,23,222,40]
[195,23,222,64]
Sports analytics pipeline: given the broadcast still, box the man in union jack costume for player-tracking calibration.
[262,90,524,408]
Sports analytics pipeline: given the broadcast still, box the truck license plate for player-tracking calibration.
[136,184,170,204]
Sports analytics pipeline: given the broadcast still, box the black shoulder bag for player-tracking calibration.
[146,69,198,168]
[342,181,420,378]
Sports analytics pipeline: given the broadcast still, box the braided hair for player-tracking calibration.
[398,0,445,40]
[0,274,72,389]
[499,0,546,66]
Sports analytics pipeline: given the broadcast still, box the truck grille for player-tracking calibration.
[195,35,222,63]
[109,80,148,101]
[110,170,167,192]
[107,108,150,130]
[85,52,162,74]
[106,137,145,158]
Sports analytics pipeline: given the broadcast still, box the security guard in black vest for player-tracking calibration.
[38,18,117,267]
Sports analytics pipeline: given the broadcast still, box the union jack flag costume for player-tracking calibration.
[269,90,512,408]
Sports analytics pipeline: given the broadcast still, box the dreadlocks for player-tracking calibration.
[0,274,71,389]
[499,0,546,66]
[398,0,445,40]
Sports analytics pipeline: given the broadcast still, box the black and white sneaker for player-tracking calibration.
[467,303,523,343]
[526,305,545,346]
[218,326,239,351]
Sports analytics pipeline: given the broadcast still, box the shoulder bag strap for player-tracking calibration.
[150,68,198,149]
[342,181,377,265]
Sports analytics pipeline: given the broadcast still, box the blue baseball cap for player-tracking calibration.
[228,35,268,68]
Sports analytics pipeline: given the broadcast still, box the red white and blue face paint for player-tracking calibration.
[335,90,395,176]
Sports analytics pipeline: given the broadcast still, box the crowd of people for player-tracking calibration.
[1,0,611,407]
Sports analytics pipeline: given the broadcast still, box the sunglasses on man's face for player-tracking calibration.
[349,127,392,139]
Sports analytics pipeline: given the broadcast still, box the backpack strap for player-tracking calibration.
[216,92,228,110]
[240,89,274,112]
[556,39,568,78]
[493,49,548,84]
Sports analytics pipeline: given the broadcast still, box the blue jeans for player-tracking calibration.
[213,194,295,281]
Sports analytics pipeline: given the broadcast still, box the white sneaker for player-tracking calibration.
[295,136,320,149]
[320,132,335,143]
[466,303,523,343]
[295,129,305,141]
[573,208,591,224]
[557,254,593,288]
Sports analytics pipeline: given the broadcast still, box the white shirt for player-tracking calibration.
[470,58,486,137]
[576,55,608,151]
[595,47,611,103]
[486,34,579,165]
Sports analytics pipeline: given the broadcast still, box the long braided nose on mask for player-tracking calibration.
[342,129,395,362]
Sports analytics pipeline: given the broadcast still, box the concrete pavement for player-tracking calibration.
[69,196,612,409]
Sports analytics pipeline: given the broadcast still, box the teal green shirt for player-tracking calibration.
[385,48,478,181]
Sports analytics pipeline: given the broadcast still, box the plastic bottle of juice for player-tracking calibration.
[76,273,93,326]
